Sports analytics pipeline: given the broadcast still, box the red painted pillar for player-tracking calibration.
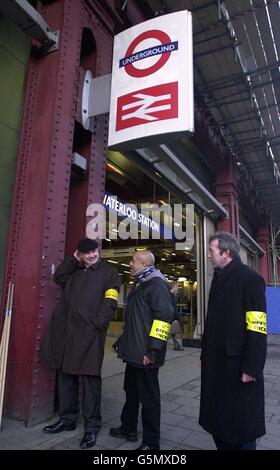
[215,159,239,238]
[257,227,271,283]
[1,0,115,424]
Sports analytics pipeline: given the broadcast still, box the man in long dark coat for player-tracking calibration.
[199,231,267,450]
[40,238,121,449]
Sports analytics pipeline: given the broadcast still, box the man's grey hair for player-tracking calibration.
[209,232,240,259]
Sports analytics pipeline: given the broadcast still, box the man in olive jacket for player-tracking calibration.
[199,232,267,450]
[109,251,174,450]
[40,238,121,449]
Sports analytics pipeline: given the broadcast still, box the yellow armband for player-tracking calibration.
[246,311,267,334]
[104,289,119,301]
[149,320,171,341]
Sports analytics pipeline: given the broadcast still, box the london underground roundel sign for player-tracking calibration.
[123,30,173,78]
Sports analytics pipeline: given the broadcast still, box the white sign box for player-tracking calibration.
[108,11,194,150]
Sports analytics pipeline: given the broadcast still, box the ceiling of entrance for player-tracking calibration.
[102,243,197,282]
[142,0,280,226]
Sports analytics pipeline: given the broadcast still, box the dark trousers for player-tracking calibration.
[120,364,161,449]
[213,436,256,450]
[57,370,102,433]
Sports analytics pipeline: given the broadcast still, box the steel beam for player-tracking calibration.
[1,0,116,424]
[190,1,217,13]
[233,128,261,135]
[219,111,259,125]
[213,95,253,106]
[194,31,228,46]
[0,0,59,51]
[197,77,246,93]
[196,42,239,58]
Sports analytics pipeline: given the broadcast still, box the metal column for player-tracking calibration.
[1,0,114,424]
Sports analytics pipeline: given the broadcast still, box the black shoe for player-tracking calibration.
[174,347,184,351]
[109,425,138,442]
[80,432,96,449]
[136,443,159,450]
[43,420,76,434]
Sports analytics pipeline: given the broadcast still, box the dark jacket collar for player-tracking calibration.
[214,257,242,281]
[79,259,103,271]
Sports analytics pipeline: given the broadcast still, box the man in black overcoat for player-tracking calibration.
[199,231,267,450]
[40,238,121,449]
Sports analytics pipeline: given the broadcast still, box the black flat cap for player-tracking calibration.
[77,238,98,253]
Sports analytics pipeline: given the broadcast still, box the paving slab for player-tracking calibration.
[0,336,279,451]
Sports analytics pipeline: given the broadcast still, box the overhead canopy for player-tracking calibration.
[142,0,280,226]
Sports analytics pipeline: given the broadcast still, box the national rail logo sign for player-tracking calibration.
[108,11,194,150]
[116,82,178,131]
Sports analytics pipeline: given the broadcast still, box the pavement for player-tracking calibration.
[0,334,279,451]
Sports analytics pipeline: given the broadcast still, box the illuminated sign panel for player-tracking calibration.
[108,11,194,150]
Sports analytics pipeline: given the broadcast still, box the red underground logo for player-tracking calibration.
[120,30,178,78]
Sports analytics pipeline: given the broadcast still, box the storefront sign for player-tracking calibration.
[108,11,194,150]
[86,193,194,249]
[103,193,160,233]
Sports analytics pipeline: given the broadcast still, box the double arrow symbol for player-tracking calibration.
[121,93,171,122]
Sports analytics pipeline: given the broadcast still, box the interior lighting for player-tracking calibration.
[106,162,124,176]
